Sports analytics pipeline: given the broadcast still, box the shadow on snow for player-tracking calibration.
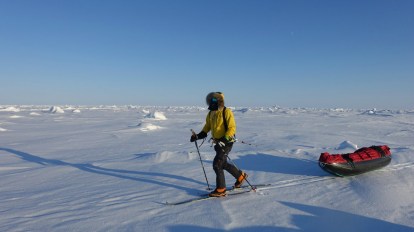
[0,147,205,196]
[167,201,413,232]
[233,153,326,176]
[1,148,331,197]
[280,201,413,232]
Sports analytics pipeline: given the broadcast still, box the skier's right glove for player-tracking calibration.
[190,131,207,142]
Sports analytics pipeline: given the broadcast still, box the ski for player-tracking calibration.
[165,184,270,206]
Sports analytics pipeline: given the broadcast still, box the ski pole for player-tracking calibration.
[218,141,257,191]
[225,153,256,191]
[240,140,258,147]
[191,129,211,190]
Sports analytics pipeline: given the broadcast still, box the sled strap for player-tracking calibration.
[342,153,355,168]
[370,146,386,158]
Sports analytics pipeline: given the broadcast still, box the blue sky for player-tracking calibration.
[1,0,413,109]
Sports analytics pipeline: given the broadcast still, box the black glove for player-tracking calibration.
[190,131,207,142]
[190,134,197,142]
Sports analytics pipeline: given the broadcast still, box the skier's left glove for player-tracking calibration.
[218,136,232,146]
[222,136,231,142]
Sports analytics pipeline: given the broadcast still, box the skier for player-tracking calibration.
[191,92,248,197]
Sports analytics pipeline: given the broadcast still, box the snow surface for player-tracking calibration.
[0,105,413,232]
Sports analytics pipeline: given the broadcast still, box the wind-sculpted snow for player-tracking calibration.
[144,111,167,120]
[0,105,413,231]
[336,140,359,150]
[45,106,65,114]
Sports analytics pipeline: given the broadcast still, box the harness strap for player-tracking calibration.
[222,107,228,132]
[342,153,356,168]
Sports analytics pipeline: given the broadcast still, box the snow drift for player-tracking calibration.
[45,106,65,114]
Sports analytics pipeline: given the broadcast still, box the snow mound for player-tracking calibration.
[154,151,173,163]
[361,108,393,117]
[336,140,358,150]
[234,108,250,113]
[363,108,377,115]
[0,106,20,112]
[145,111,167,120]
[45,106,65,114]
[137,122,162,131]
[9,115,23,119]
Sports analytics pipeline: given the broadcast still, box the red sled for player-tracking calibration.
[319,145,391,176]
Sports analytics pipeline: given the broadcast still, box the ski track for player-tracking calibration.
[165,161,414,206]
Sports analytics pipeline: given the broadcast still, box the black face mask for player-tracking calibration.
[208,98,219,111]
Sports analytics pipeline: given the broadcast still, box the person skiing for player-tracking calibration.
[190,92,248,197]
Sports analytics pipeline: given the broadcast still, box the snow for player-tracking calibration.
[45,106,65,114]
[0,105,413,231]
[336,140,359,150]
[144,111,168,120]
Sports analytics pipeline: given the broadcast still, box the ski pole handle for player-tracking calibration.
[190,129,198,142]
[191,129,197,138]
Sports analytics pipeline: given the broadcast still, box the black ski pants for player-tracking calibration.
[213,142,242,189]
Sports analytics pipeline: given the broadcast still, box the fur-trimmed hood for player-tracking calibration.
[206,92,225,107]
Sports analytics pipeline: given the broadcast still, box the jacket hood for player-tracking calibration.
[206,92,225,108]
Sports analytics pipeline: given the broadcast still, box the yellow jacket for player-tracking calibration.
[202,107,236,140]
